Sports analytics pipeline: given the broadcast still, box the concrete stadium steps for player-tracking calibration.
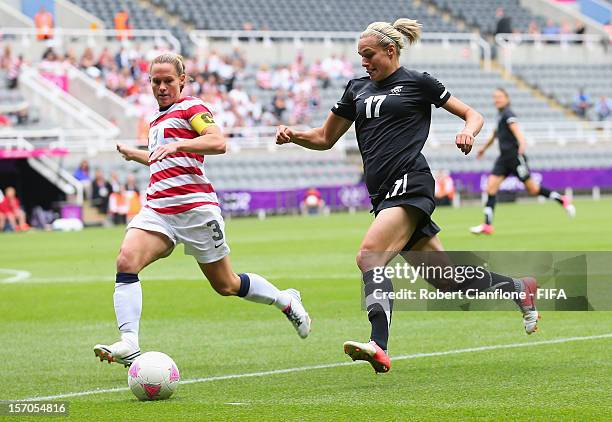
[154,0,463,32]
[427,0,548,34]
[67,0,191,51]
[514,63,612,118]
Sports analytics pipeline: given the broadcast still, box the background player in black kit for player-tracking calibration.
[276,19,540,373]
[471,88,576,235]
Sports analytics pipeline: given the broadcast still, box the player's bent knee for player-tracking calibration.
[356,247,383,273]
[116,249,139,273]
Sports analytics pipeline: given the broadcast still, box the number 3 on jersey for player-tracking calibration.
[364,95,387,118]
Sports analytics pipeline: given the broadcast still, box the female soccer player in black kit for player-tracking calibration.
[276,19,540,373]
[470,88,576,235]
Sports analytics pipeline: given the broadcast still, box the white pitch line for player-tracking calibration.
[0,269,31,283]
[21,333,612,402]
[5,273,356,284]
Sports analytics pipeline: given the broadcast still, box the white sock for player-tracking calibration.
[113,282,142,348]
[242,273,291,310]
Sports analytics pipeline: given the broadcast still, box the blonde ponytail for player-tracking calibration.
[360,18,422,56]
[393,18,422,46]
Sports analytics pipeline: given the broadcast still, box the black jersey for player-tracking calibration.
[497,106,519,156]
[331,67,451,199]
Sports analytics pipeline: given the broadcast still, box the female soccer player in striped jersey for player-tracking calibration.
[94,53,310,367]
[470,88,576,235]
[276,19,539,373]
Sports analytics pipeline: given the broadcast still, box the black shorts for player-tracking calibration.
[492,154,531,182]
[371,170,441,251]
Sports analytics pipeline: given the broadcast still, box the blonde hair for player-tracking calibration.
[361,18,422,56]
[149,53,186,91]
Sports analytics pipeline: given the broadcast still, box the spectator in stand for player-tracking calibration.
[605,20,612,45]
[495,7,512,35]
[73,160,91,182]
[542,19,560,43]
[542,19,560,35]
[0,45,12,70]
[300,187,325,216]
[574,19,586,44]
[572,88,592,118]
[321,54,344,80]
[1,47,23,89]
[97,47,113,70]
[108,185,129,225]
[0,113,10,127]
[91,169,112,214]
[527,20,540,36]
[80,47,96,70]
[340,54,355,79]
[434,170,455,206]
[0,187,29,232]
[256,64,273,89]
[595,96,612,121]
[124,174,142,222]
[124,173,139,193]
[114,46,130,70]
[109,171,122,193]
[114,9,131,41]
[271,89,288,121]
[271,65,293,90]
[309,58,330,88]
[560,20,573,41]
[0,189,4,230]
[34,5,54,40]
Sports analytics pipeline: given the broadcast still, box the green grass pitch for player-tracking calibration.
[1,198,611,421]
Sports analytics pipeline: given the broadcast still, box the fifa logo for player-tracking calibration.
[389,85,403,95]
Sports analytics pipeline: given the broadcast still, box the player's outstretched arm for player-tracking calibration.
[508,122,527,155]
[477,129,497,159]
[116,143,150,165]
[442,96,484,155]
[276,112,353,151]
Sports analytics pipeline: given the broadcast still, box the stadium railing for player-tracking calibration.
[19,65,119,139]
[65,64,140,139]
[429,121,612,146]
[0,28,181,62]
[494,33,611,74]
[189,30,492,71]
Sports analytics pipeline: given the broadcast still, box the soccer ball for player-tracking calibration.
[127,352,180,401]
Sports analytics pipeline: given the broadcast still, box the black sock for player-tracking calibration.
[455,267,522,306]
[363,269,393,351]
[237,273,250,297]
[484,195,496,225]
[116,272,139,283]
[538,187,563,204]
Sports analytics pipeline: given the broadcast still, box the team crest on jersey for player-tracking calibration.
[389,85,403,96]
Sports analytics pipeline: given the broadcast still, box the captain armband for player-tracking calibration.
[190,112,216,135]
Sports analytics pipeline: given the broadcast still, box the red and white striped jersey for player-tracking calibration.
[146,96,219,214]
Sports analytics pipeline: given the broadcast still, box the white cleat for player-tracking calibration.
[523,310,541,335]
[470,223,494,235]
[518,277,540,335]
[281,289,311,339]
[562,195,576,218]
[94,340,141,367]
